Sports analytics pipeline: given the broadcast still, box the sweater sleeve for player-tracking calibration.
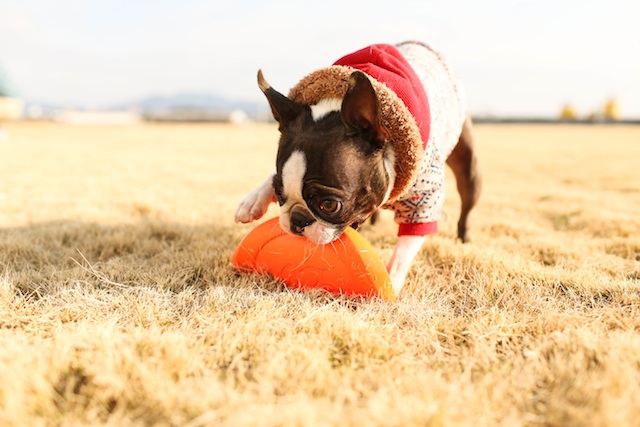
[386,142,445,236]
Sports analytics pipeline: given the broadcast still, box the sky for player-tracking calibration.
[0,0,639,118]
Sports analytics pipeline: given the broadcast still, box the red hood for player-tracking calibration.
[333,44,430,148]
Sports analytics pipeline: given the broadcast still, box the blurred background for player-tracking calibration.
[1,0,638,124]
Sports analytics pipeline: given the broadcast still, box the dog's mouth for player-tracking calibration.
[279,211,343,244]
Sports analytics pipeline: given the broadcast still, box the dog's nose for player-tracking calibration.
[290,211,314,235]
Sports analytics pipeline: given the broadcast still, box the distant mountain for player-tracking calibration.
[21,93,270,122]
[111,93,264,118]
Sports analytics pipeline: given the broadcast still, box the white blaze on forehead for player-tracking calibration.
[280,149,342,244]
[310,98,343,121]
[281,150,306,206]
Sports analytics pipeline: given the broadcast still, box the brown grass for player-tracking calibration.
[1,122,639,426]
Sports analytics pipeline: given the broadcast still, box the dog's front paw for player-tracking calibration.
[389,271,407,296]
[235,193,271,223]
[234,175,276,223]
[386,235,427,296]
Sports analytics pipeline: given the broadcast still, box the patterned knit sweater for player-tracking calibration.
[289,42,466,236]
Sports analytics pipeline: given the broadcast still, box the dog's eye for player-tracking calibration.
[319,199,341,214]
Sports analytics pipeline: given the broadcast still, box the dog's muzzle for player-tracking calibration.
[290,206,316,236]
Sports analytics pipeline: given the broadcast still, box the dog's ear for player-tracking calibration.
[257,70,304,130]
[341,71,390,149]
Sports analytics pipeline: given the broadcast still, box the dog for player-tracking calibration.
[235,41,481,295]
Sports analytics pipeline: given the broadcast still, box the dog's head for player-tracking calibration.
[258,70,394,244]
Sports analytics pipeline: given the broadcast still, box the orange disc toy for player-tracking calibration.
[232,217,395,301]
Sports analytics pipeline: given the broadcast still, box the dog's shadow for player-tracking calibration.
[0,220,248,298]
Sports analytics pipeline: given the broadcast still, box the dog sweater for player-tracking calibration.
[385,42,467,235]
[288,42,466,236]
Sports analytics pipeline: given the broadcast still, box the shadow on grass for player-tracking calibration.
[0,219,378,311]
[0,220,253,298]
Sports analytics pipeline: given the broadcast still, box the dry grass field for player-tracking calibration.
[1,121,639,426]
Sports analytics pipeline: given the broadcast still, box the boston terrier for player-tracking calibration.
[235,41,481,295]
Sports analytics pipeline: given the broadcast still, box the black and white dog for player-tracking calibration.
[235,42,481,295]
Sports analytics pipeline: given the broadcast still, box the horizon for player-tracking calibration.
[1,0,639,119]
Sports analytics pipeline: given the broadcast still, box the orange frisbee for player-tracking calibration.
[232,217,395,301]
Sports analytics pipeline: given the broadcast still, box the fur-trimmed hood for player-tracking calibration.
[287,44,431,203]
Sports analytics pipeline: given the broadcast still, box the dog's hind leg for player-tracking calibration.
[446,115,481,242]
